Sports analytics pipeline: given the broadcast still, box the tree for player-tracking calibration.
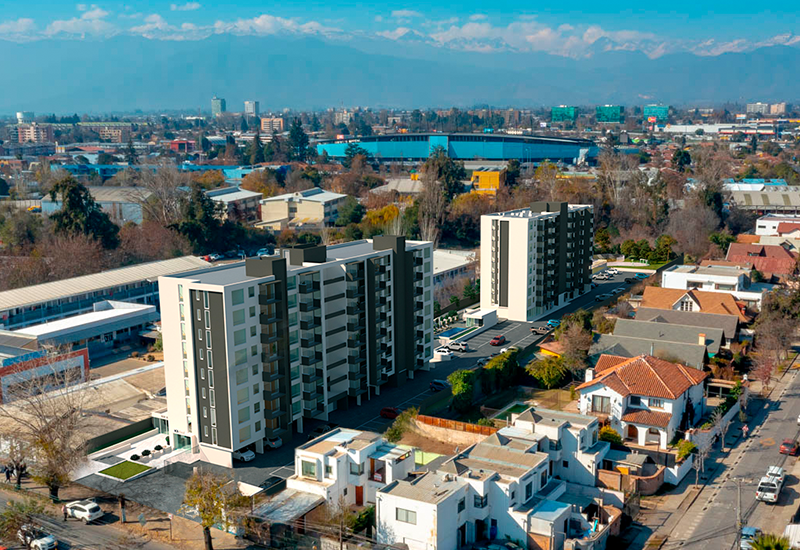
[342,143,370,169]
[335,196,366,226]
[598,426,622,444]
[183,470,248,550]
[134,165,190,227]
[49,175,119,249]
[666,201,720,259]
[240,170,281,198]
[709,230,736,252]
[750,534,790,550]
[170,182,229,253]
[672,149,691,171]
[417,179,447,247]
[125,137,138,164]
[594,227,612,253]
[422,146,466,200]
[249,130,265,165]
[506,159,521,186]
[287,118,310,161]
[693,437,711,486]
[526,356,568,389]
[559,322,593,376]
[0,499,47,550]
[447,370,475,413]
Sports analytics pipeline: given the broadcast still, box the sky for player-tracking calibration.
[2,1,800,59]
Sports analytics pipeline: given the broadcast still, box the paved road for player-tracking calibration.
[0,491,175,550]
[670,368,800,550]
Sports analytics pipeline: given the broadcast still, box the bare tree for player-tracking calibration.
[133,165,190,227]
[559,323,593,377]
[751,355,776,394]
[0,348,91,501]
[666,201,720,259]
[321,495,356,550]
[693,438,711,487]
[418,178,447,247]
[710,408,724,450]
[719,415,731,452]
[183,469,248,550]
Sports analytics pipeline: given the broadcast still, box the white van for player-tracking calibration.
[756,467,785,503]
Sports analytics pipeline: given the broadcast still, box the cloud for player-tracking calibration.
[391,10,422,18]
[374,15,382,22]
[213,14,338,37]
[0,18,36,34]
[171,2,201,11]
[45,5,116,37]
[469,14,487,21]
[76,4,87,11]
[377,27,411,40]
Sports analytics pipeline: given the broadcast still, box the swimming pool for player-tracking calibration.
[438,327,466,338]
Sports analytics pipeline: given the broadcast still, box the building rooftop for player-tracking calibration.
[370,178,423,195]
[612,319,724,355]
[381,471,464,504]
[589,334,708,369]
[640,287,748,322]
[205,186,263,203]
[14,301,157,342]
[251,488,325,524]
[665,264,750,277]
[0,256,211,311]
[433,249,476,276]
[634,307,739,340]
[261,187,346,204]
[485,204,591,219]
[578,354,708,399]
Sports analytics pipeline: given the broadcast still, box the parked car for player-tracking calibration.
[256,248,272,257]
[207,253,222,262]
[233,449,256,462]
[489,335,507,346]
[531,326,549,335]
[546,319,561,328]
[18,525,57,550]
[624,277,636,284]
[475,358,489,367]
[594,294,610,302]
[265,437,283,450]
[380,407,401,419]
[607,268,619,275]
[634,273,649,280]
[66,500,104,523]
[500,346,519,354]
[797,414,800,425]
[756,466,785,503]
[434,346,452,355]
[429,379,451,392]
[259,476,286,496]
[447,341,468,352]
[590,282,598,289]
[780,439,799,455]
[740,527,762,550]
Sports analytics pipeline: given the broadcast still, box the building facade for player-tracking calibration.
[551,106,578,122]
[261,118,285,134]
[244,101,260,116]
[480,202,593,322]
[159,238,434,467]
[596,105,625,123]
[643,105,669,123]
[211,97,227,117]
[16,123,54,144]
[259,188,347,230]
[746,102,770,115]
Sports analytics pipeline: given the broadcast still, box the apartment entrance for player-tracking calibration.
[475,519,487,541]
[457,523,467,547]
[355,486,363,506]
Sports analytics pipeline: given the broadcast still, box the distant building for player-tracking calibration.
[770,103,788,115]
[639,287,749,322]
[169,139,196,153]
[78,122,132,142]
[596,105,625,123]
[334,110,352,125]
[746,102,770,115]
[726,243,799,279]
[244,100,260,117]
[15,123,54,144]
[661,264,772,309]
[755,214,800,236]
[15,111,34,124]
[470,166,506,196]
[259,188,347,230]
[43,186,151,225]
[205,186,263,222]
[551,105,578,122]
[643,105,669,123]
[260,117,285,134]
[369,178,424,196]
[211,96,227,117]
[433,249,476,290]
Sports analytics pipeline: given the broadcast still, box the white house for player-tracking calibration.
[660,264,771,309]
[377,408,619,550]
[755,214,800,236]
[287,428,415,507]
[577,354,707,449]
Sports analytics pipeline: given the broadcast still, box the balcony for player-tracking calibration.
[302,365,322,383]
[346,285,365,299]
[263,384,284,401]
[301,351,323,366]
[348,352,366,365]
[377,281,387,291]
[300,316,321,330]
[348,337,365,349]
[258,292,279,306]
[414,287,423,297]
[415,300,424,310]
[381,344,392,355]
[369,467,387,484]
[299,298,321,312]
[414,257,423,266]
[263,406,285,419]
[260,331,280,345]
[347,319,366,332]
[263,367,282,382]
[346,304,364,315]
[348,380,367,397]
[298,280,320,294]
[348,366,367,380]
[300,333,322,347]
[260,312,280,325]
[415,272,423,281]
[261,351,281,364]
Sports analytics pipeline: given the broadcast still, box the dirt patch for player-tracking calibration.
[398,430,459,455]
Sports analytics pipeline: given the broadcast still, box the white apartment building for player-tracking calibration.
[159,237,434,467]
[661,264,771,309]
[287,428,415,506]
[377,408,616,550]
[480,202,593,322]
[755,213,800,236]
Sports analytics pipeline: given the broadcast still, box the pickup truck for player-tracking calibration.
[756,466,786,503]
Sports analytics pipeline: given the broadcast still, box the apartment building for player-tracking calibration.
[261,117,285,134]
[480,202,593,322]
[159,237,434,467]
[244,100,260,116]
[259,188,347,230]
[15,123,54,143]
[77,122,132,142]
[661,264,771,309]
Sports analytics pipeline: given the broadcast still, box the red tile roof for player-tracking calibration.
[595,354,629,373]
[726,243,798,276]
[577,354,707,400]
[777,222,800,235]
[621,408,673,428]
[640,287,749,322]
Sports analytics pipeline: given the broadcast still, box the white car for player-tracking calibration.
[66,500,104,523]
[18,525,57,550]
[447,341,468,352]
[796,414,800,425]
[233,449,256,462]
[265,437,283,450]
[208,253,222,262]
[434,347,452,355]
[607,268,619,275]
[256,248,272,257]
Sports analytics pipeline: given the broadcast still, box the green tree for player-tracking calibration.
[49,176,119,249]
[335,196,366,226]
[343,143,370,169]
[447,369,475,413]
[526,356,568,389]
[287,118,310,161]
[750,135,758,154]
[0,499,47,550]
[463,282,479,300]
[672,149,691,171]
[422,146,467,200]
[506,159,521,186]
[620,239,637,258]
[249,130,265,165]
[171,183,227,253]
[183,470,248,550]
[709,231,737,253]
[750,534,790,550]
[595,227,612,252]
[652,234,677,262]
[125,137,138,164]
[635,239,652,260]
[599,425,622,444]
[97,152,117,165]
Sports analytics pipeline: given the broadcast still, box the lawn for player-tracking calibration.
[99,461,153,480]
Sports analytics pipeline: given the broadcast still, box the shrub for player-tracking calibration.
[130,351,139,358]
[476,418,494,427]
[154,445,163,452]
[141,449,151,457]
[385,407,418,443]
[146,355,155,362]
[448,370,476,413]
[599,426,622,445]
[131,454,140,461]
[525,356,568,389]
[677,440,696,461]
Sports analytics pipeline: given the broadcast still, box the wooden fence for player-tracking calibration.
[416,414,497,436]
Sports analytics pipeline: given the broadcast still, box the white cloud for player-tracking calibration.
[378,27,411,40]
[0,18,36,34]
[171,2,201,11]
[76,4,87,11]
[469,14,487,21]
[391,10,422,18]
[45,5,115,37]
[374,15,383,22]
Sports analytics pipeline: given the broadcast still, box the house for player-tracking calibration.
[577,354,707,449]
[287,428,415,507]
[205,186,263,222]
[259,188,347,230]
[370,178,424,196]
[726,243,798,279]
[470,166,507,196]
[639,287,749,322]
[634,307,739,346]
[660,264,772,309]
[377,408,618,550]
[433,249,477,290]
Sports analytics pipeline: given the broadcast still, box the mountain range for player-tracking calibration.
[2,34,800,114]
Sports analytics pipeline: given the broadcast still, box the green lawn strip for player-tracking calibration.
[99,461,153,480]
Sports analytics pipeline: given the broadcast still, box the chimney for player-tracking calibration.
[698,333,706,346]
[585,368,595,382]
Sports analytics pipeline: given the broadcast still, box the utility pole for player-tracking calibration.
[731,477,743,548]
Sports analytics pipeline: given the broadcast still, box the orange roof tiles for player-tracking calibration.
[640,287,748,322]
[726,243,798,276]
[621,408,673,428]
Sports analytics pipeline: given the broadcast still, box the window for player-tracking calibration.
[630,396,641,406]
[510,490,515,502]
[302,461,316,478]
[212,428,217,445]
[474,495,488,508]
[179,303,185,320]
[204,425,208,437]
[525,482,532,500]
[395,508,416,524]
[236,368,248,385]
[591,395,611,414]
[249,286,255,298]
[233,309,245,326]
[250,326,257,337]
[235,349,248,366]
[237,388,249,405]
[181,342,187,359]
[541,471,548,487]
[232,289,244,305]
[203,406,207,418]
[203,291,209,309]
[209,390,216,408]
[349,462,364,475]
[200,368,205,380]
[207,350,213,368]
[234,329,246,346]
[239,425,251,441]
[201,388,206,399]
[253,383,259,395]
[211,408,217,425]
[562,460,569,469]
[325,465,333,478]
[680,299,693,312]
[238,407,251,423]
[204,311,211,329]
[254,402,261,413]
[206,331,212,347]
[255,421,261,432]
[251,345,258,357]
[250,306,256,318]
[208,370,214,388]
[178,284,184,300]
[649,398,664,409]
[458,498,465,513]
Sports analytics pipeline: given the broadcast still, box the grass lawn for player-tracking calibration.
[615,260,669,271]
[99,461,152,480]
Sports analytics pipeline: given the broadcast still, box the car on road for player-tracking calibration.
[546,320,561,329]
[624,277,636,284]
[380,407,401,419]
[530,326,549,335]
[500,346,519,354]
[256,247,273,257]
[611,287,625,295]
[756,466,785,503]
[259,476,286,496]
[740,526,762,550]
[780,439,800,455]
[66,500,104,524]
[434,346,452,355]
[207,253,222,262]
[18,525,57,550]
[430,379,451,392]
[233,449,256,462]
[594,273,610,280]
[265,437,283,450]
[475,358,489,367]
[634,273,649,280]
[594,294,611,302]
[607,268,619,275]
[590,282,598,289]
[447,341,469,352]
[307,424,339,441]
[489,335,507,346]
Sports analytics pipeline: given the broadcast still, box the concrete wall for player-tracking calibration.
[410,417,493,448]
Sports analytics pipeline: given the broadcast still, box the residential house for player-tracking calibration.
[660,264,771,309]
[634,308,739,347]
[259,188,347,230]
[639,287,749,322]
[205,186,263,223]
[577,355,707,449]
[726,243,798,280]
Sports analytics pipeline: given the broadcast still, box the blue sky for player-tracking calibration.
[2,1,800,58]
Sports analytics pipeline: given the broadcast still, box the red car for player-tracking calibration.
[780,439,799,455]
[490,335,506,346]
[380,407,401,419]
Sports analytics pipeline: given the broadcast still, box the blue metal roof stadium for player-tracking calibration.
[317,133,598,164]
